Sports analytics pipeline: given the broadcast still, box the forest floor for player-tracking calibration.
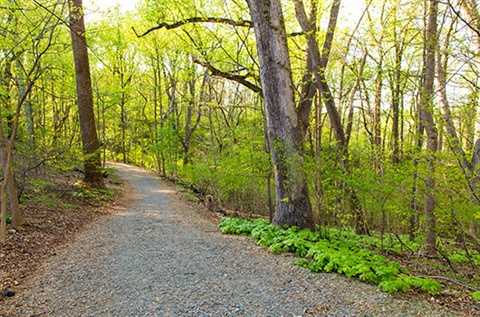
[0,163,478,316]
[0,166,127,295]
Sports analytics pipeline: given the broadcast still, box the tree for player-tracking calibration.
[246,0,315,230]
[1,0,65,239]
[293,0,370,234]
[134,0,315,229]
[68,0,106,189]
[420,0,439,257]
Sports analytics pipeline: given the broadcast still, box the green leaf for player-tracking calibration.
[217,217,443,296]
[379,278,410,293]
[419,278,442,295]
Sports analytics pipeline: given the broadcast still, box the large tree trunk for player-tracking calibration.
[420,0,439,257]
[69,0,106,189]
[247,0,315,230]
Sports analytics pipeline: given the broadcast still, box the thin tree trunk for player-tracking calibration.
[294,0,369,234]
[345,49,367,147]
[17,61,34,148]
[410,106,424,241]
[373,54,383,162]
[420,0,439,257]
[391,40,403,164]
[0,56,21,232]
[293,0,346,152]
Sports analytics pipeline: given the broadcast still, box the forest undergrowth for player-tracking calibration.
[0,164,123,299]
[218,216,480,315]
[1,163,480,315]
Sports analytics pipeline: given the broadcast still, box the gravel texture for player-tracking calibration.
[0,163,457,316]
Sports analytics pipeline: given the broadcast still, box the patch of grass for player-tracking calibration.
[21,177,80,210]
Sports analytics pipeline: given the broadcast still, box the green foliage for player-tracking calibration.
[472,292,480,300]
[6,215,12,224]
[20,176,78,210]
[218,217,268,236]
[4,2,480,302]
[179,132,270,213]
[219,217,443,295]
[73,181,113,202]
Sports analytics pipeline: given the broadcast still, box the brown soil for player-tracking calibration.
[0,167,135,299]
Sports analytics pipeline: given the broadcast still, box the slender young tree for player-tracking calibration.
[69,0,106,189]
[293,0,370,234]
[420,0,439,257]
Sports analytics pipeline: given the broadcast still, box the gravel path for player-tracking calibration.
[0,163,457,316]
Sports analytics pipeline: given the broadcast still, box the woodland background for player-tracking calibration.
[1,0,480,295]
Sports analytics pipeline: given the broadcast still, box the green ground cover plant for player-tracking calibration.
[219,217,442,294]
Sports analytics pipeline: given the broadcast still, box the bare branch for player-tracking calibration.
[192,56,262,94]
[132,17,253,38]
[447,0,480,38]
[132,17,305,38]
[417,275,479,292]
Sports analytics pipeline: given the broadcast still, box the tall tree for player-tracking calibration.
[69,0,106,189]
[246,0,315,230]
[420,0,439,257]
[293,0,369,234]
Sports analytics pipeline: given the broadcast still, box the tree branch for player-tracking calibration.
[447,0,480,38]
[192,56,262,94]
[132,17,305,38]
[132,17,253,38]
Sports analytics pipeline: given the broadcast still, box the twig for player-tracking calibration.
[435,246,459,274]
[394,233,415,254]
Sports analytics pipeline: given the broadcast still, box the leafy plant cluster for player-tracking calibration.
[73,181,113,203]
[218,217,442,294]
[333,227,480,268]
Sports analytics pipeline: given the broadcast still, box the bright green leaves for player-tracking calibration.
[379,275,441,295]
[218,217,443,295]
[218,217,267,235]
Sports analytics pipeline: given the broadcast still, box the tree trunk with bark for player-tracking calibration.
[69,0,106,189]
[247,0,315,230]
[293,0,369,234]
[0,57,21,232]
[420,0,439,257]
